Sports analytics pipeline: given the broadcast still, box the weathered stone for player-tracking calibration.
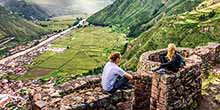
[2,43,220,110]
[35,101,47,108]
[137,48,202,110]
[33,93,42,101]
[60,105,72,110]
[50,92,61,98]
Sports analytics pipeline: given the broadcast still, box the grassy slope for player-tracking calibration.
[0,6,47,57]
[0,6,47,41]
[201,72,220,109]
[122,0,220,70]
[3,0,49,20]
[87,0,203,37]
[22,27,126,79]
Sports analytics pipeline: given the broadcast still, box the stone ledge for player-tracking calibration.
[137,48,202,110]
[58,75,101,95]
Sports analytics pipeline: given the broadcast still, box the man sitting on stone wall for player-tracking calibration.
[101,52,134,93]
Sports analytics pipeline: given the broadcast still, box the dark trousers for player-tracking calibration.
[108,76,129,94]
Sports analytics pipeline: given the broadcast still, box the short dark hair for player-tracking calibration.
[109,52,121,62]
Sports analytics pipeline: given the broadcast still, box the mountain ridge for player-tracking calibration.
[87,0,203,37]
[0,6,47,57]
[0,0,49,20]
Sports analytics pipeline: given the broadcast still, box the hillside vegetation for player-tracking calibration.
[122,0,220,70]
[0,6,47,57]
[88,0,203,37]
[2,0,49,20]
[0,0,114,18]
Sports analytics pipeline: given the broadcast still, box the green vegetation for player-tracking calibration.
[202,73,220,90]
[21,27,126,79]
[121,1,220,70]
[0,6,77,58]
[0,6,48,57]
[201,72,220,108]
[3,0,49,20]
[37,16,76,32]
[215,94,220,103]
[88,0,203,37]
[0,6,46,41]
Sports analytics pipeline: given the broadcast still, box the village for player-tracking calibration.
[0,19,89,75]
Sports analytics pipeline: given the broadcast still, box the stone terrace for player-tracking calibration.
[137,48,202,110]
[1,43,220,110]
[32,76,135,110]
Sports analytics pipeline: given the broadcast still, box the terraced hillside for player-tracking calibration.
[122,0,220,70]
[88,0,203,37]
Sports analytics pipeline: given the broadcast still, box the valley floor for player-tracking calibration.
[0,26,127,80]
[25,27,126,79]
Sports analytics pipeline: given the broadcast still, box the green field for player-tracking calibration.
[37,16,76,33]
[25,27,126,79]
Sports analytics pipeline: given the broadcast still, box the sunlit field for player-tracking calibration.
[24,27,126,79]
[37,16,76,32]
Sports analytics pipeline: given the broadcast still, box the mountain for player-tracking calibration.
[0,0,115,18]
[0,0,49,20]
[87,0,203,37]
[29,0,115,17]
[122,0,220,70]
[0,6,47,56]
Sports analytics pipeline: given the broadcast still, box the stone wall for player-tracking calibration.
[137,48,193,76]
[132,74,152,110]
[137,48,202,110]
[151,57,202,110]
[194,43,220,74]
[32,43,220,110]
[195,43,220,65]
[30,76,135,110]
[2,43,220,110]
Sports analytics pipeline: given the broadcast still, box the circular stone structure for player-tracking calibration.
[136,48,202,110]
[138,48,194,75]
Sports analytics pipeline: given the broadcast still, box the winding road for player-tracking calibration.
[0,19,87,65]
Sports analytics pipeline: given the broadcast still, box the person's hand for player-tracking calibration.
[124,72,133,80]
